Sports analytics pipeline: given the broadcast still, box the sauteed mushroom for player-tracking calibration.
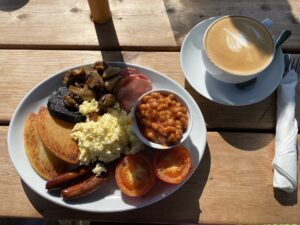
[93,61,108,74]
[99,94,116,113]
[63,95,79,109]
[85,70,104,90]
[63,68,86,86]
[104,74,121,92]
[102,66,121,79]
[69,84,96,102]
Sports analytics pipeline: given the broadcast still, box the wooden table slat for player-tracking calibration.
[1,1,300,223]
[1,127,299,223]
[0,50,298,130]
[165,0,300,52]
[0,0,176,50]
[1,0,300,51]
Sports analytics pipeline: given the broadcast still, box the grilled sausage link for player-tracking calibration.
[61,174,107,199]
[45,166,92,190]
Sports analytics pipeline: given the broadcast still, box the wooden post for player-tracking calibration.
[88,0,111,24]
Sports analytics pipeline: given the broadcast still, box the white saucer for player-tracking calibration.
[180,17,284,106]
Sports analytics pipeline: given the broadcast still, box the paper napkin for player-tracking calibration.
[273,70,298,193]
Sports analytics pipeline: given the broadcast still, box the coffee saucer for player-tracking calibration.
[180,17,284,106]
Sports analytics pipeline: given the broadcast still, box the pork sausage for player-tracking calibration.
[61,174,107,200]
[45,166,92,190]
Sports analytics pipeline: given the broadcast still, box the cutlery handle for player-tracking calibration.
[275,30,292,49]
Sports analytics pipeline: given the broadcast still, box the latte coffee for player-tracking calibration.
[204,16,274,76]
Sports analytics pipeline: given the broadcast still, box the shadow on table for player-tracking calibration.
[92,18,124,63]
[274,188,298,206]
[184,80,274,150]
[219,132,274,151]
[144,142,211,223]
[0,0,29,11]
[163,0,299,48]
[197,143,211,219]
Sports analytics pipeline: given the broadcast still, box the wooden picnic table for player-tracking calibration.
[0,0,299,224]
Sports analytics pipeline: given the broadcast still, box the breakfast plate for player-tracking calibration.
[180,17,285,106]
[7,62,207,212]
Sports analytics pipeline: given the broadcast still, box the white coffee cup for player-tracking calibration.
[202,15,275,84]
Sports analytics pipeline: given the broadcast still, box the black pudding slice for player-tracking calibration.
[47,86,86,123]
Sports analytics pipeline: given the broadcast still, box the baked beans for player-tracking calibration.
[136,92,189,146]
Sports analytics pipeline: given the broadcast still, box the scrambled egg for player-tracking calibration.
[71,104,142,167]
[79,99,99,115]
[92,163,107,176]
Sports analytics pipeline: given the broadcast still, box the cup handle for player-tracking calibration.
[261,18,273,29]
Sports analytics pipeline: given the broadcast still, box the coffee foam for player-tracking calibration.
[224,28,248,52]
[204,16,274,76]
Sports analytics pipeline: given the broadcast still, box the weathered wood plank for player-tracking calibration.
[0,126,41,218]
[1,127,299,223]
[1,0,300,51]
[0,0,176,50]
[164,0,300,51]
[0,50,291,130]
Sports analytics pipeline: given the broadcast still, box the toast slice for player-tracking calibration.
[37,107,79,164]
[24,112,67,180]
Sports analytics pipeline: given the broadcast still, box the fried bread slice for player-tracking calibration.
[24,112,67,180]
[37,107,79,164]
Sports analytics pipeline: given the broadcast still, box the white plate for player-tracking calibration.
[180,17,284,106]
[7,62,207,212]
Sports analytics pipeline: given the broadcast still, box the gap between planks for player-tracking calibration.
[1,45,300,54]
[0,44,180,52]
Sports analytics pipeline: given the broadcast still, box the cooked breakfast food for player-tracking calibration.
[71,104,143,165]
[24,61,192,200]
[60,173,108,200]
[45,165,93,190]
[24,113,67,180]
[136,91,189,146]
[48,62,132,123]
[115,153,156,197]
[153,145,192,184]
[37,107,80,164]
[48,86,86,123]
[115,73,152,112]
